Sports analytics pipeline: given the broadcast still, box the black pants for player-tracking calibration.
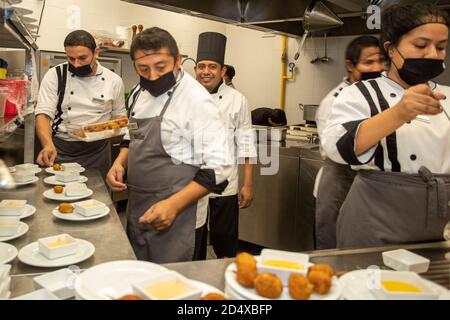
[209,195,239,258]
[193,223,208,261]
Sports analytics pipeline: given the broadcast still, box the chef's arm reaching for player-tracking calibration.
[355,84,445,156]
[106,147,128,192]
[36,114,57,167]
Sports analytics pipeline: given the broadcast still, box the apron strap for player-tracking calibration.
[52,64,68,136]
[127,84,142,117]
[418,166,449,219]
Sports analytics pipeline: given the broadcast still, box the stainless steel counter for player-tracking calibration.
[0,169,136,276]
[9,241,450,298]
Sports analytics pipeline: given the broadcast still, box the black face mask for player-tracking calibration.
[394,49,445,86]
[68,59,94,77]
[140,70,176,97]
[359,71,383,81]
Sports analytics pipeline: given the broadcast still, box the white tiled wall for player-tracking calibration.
[26,0,357,124]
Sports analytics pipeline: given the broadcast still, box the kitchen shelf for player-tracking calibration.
[0,2,38,50]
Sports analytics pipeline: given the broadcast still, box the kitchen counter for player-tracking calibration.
[0,169,136,276]
[9,241,450,298]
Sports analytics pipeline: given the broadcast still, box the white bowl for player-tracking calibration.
[132,271,202,300]
[15,164,38,171]
[370,271,439,300]
[12,170,36,183]
[55,171,80,183]
[257,249,310,285]
[74,200,106,217]
[33,268,78,300]
[65,183,88,197]
[38,234,79,260]
[61,163,82,172]
[0,216,20,236]
[0,200,27,216]
[382,249,430,274]
[12,288,60,300]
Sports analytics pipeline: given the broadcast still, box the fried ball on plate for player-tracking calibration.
[308,271,332,295]
[235,252,257,268]
[53,185,64,194]
[58,203,74,214]
[53,163,62,171]
[118,295,141,300]
[236,264,258,288]
[201,293,227,300]
[254,273,283,299]
[309,264,335,278]
[288,273,314,300]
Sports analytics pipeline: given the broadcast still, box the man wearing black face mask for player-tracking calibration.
[314,36,385,250]
[106,27,232,263]
[35,30,126,178]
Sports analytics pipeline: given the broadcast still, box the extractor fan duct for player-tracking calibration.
[294,1,344,61]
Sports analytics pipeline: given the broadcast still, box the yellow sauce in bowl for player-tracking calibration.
[262,259,304,270]
[47,237,71,248]
[145,280,194,299]
[382,281,422,293]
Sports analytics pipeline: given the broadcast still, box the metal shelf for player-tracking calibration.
[0,2,38,50]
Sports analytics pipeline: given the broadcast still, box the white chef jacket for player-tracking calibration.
[35,62,126,141]
[323,73,450,174]
[208,82,257,197]
[123,70,233,228]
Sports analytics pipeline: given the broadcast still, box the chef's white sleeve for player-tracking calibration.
[322,84,380,165]
[112,79,126,118]
[35,68,58,120]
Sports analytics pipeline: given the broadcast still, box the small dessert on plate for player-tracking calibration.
[38,234,78,260]
[53,185,64,194]
[58,203,75,214]
[0,200,27,216]
[254,273,283,299]
[53,163,62,171]
[201,293,227,300]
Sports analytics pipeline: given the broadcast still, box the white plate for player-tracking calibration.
[44,175,88,186]
[14,176,39,186]
[45,167,85,175]
[8,166,41,174]
[20,204,36,219]
[43,188,93,202]
[52,205,110,222]
[0,222,29,242]
[74,260,169,300]
[338,269,450,300]
[190,280,226,299]
[18,239,95,268]
[224,259,342,300]
[0,243,18,264]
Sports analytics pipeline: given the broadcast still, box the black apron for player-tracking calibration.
[126,82,199,263]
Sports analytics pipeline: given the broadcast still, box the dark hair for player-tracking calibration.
[130,27,179,60]
[345,36,381,66]
[64,30,97,52]
[381,2,449,54]
[225,65,235,79]
[270,109,287,125]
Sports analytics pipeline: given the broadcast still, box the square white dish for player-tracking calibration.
[257,249,309,285]
[132,271,202,300]
[12,170,35,183]
[12,288,60,300]
[61,163,82,172]
[38,234,79,260]
[33,268,78,300]
[0,216,20,236]
[382,249,430,274]
[55,171,80,183]
[65,183,88,197]
[73,200,106,217]
[0,200,27,216]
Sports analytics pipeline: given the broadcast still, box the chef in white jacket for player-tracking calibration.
[322,3,450,249]
[314,36,385,249]
[194,32,257,259]
[106,27,232,263]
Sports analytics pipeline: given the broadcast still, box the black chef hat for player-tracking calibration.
[197,32,227,65]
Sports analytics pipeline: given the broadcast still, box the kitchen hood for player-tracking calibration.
[121,0,450,38]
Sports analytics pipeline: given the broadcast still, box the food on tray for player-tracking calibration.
[262,259,305,271]
[308,270,332,295]
[53,163,62,171]
[254,273,283,299]
[308,264,335,278]
[288,273,314,300]
[117,118,128,128]
[53,185,64,194]
[201,293,227,300]
[381,280,422,293]
[118,295,142,300]
[144,279,195,300]
[58,203,75,214]
[235,252,258,288]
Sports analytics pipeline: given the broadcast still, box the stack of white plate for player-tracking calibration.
[224,258,343,300]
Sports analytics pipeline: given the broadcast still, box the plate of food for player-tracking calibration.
[44,175,88,186]
[43,184,93,202]
[52,202,110,222]
[68,118,129,142]
[224,252,342,300]
[0,222,29,242]
[45,163,85,175]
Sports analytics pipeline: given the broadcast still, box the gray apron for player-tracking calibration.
[315,158,356,249]
[337,167,450,248]
[126,84,199,263]
[53,137,111,179]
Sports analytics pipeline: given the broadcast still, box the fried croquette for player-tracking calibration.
[118,295,142,300]
[288,273,314,300]
[53,163,62,171]
[53,185,64,194]
[254,273,283,299]
[309,264,335,278]
[308,270,332,294]
[235,252,257,268]
[58,203,74,214]
[201,293,227,300]
[117,119,128,128]
[236,264,258,288]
